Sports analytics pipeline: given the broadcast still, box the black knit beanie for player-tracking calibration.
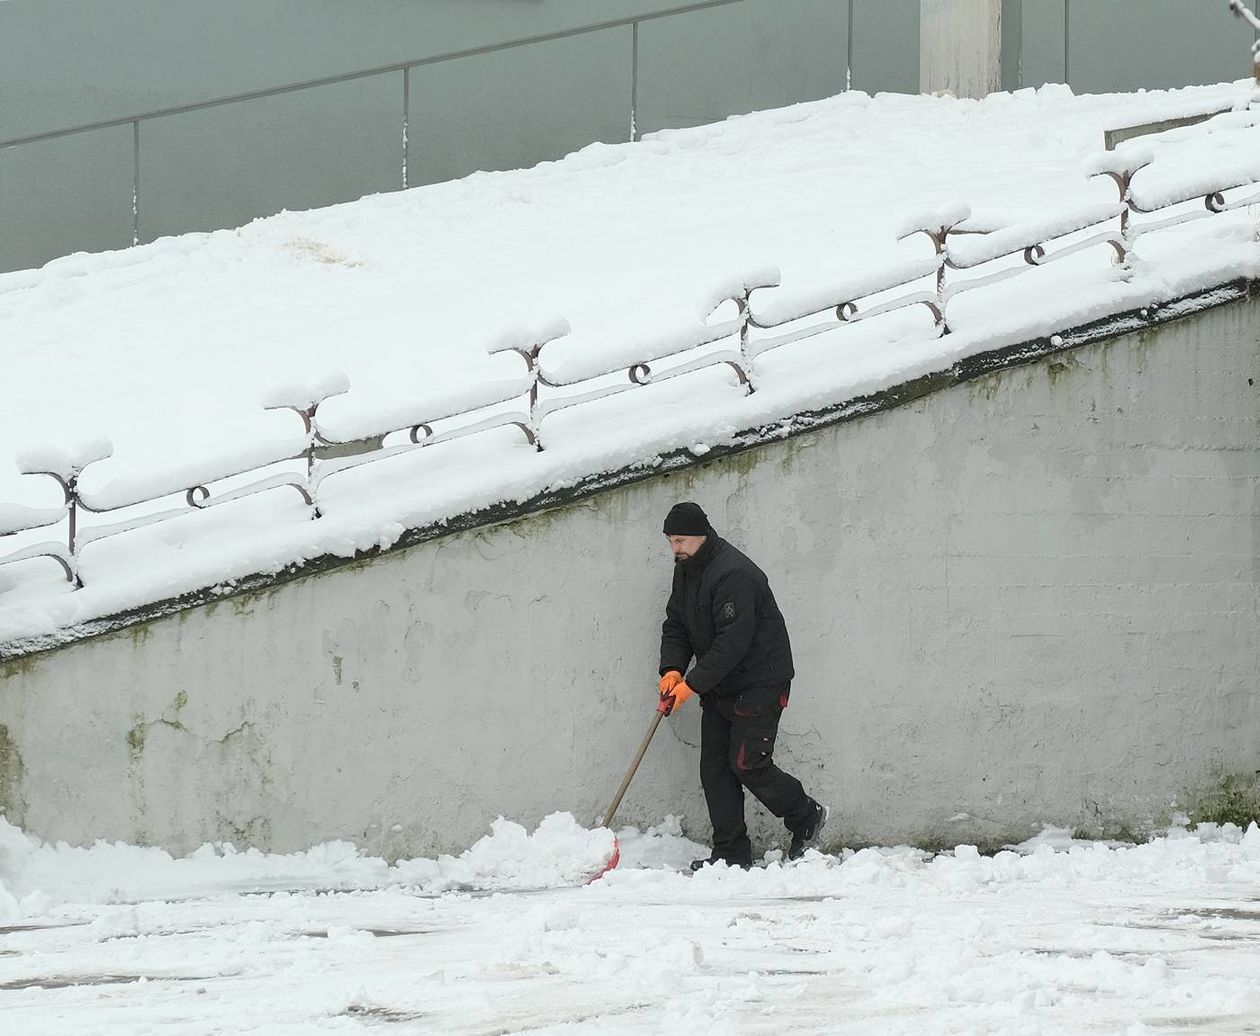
[662,502,711,536]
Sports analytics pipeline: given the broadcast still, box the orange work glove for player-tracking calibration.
[658,678,694,716]
[659,670,683,696]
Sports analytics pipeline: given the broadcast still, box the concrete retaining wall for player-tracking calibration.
[1,294,1257,857]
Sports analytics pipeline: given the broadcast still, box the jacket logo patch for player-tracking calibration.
[722,601,736,620]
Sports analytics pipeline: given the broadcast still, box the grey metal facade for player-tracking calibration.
[0,0,1252,274]
[1001,0,1256,93]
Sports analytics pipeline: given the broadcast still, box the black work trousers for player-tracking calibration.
[700,683,814,863]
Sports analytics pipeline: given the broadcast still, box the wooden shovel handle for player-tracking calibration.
[601,711,664,830]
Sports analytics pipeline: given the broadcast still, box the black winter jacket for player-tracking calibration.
[659,535,794,697]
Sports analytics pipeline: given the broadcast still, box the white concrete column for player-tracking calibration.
[920,0,1003,99]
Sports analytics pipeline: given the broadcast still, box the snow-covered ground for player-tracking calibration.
[2,815,1260,1033]
[3,81,1260,647]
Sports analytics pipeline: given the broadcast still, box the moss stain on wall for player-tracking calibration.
[0,724,27,825]
[1189,771,1260,829]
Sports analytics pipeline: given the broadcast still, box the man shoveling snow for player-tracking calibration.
[657,502,828,870]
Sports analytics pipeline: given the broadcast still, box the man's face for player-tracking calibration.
[666,534,707,562]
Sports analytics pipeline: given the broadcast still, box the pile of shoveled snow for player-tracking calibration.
[3,810,1259,920]
[0,812,689,916]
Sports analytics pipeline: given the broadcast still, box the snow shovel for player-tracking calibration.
[588,705,667,882]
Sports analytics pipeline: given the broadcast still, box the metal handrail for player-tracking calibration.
[2,105,1257,594]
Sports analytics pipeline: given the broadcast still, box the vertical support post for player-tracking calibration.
[1062,0,1071,88]
[402,67,410,189]
[303,404,322,518]
[1103,168,1138,270]
[630,21,639,142]
[929,224,953,334]
[279,403,322,519]
[936,263,949,332]
[846,0,855,91]
[1112,172,1137,277]
[132,120,141,247]
[529,345,544,451]
[303,406,317,484]
[736,290,756,394]
[504,344,546,451]
[910,215,965,332]
[66,477,78,557]
[268,394,341,518]
[64,475,83,588]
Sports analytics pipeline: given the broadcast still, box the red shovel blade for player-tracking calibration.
[585,834,621,884]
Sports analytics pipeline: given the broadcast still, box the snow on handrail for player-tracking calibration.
[748,256,942,329]
[16,439,114,480]
[79,439,309,513]
[311,378,535,449]
[0,540,75,583]
[75,504,206,550]
[0,504,66,538]
[895,203,973,242]
[260,372,351,412]
[1129,151,1260,212]
[533,349,750,426]
[946,204,1125,270]
[310,412,538,490]
[483,318,571,358]
[535,315,744,388]
[1084,144,1155,182]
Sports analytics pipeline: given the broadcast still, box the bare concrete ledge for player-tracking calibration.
[1,275,1253,666]
[1103,106,1235,151]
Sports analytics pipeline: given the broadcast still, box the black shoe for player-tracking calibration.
[690,853,751,872]
[788,802,829,860]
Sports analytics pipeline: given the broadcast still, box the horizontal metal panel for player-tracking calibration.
[408,26,633,186]
[635,0,848,135]
[0,125,135,273]
[850,0,921,96]
[137,74,402,242]
[1019,0,1067,88]
[1068,0,1253,94]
